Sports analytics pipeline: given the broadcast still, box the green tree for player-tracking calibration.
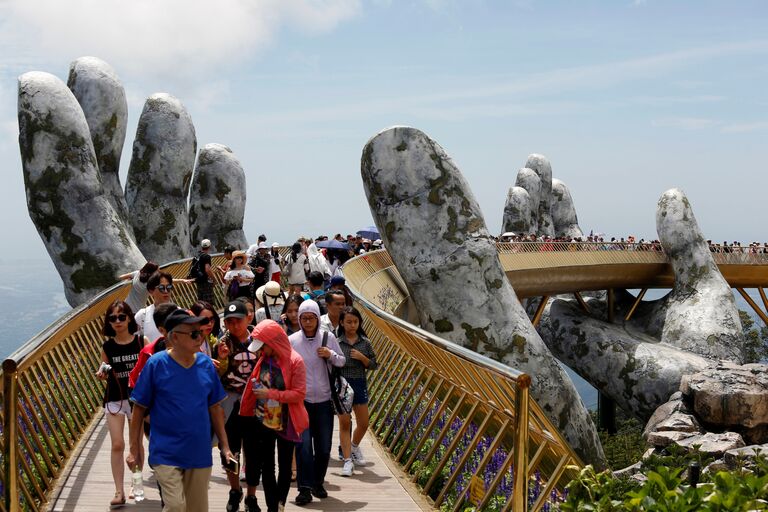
[739,309,768,363]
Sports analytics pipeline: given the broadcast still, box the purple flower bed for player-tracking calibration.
[374,383,567,511]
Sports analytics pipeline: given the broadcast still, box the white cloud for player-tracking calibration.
[651,117,718,130]
[721,121,768,133]
[244,41,767,125]
[0,0,361,78]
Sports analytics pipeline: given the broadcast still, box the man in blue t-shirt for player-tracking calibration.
[128,309,233,512]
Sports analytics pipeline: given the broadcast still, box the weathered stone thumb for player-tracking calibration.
[18,72,145,306]
[189,144,248,251]
[361,126,606,466]
[656,188,744,362]
[125,93,197,264]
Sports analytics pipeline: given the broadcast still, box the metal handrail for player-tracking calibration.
[497,241,768,265]
[343,250,582,511]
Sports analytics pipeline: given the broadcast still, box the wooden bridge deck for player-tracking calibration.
[48,415,427,512]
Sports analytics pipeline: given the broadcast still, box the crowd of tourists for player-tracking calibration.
[99,235,379,512]
[498,233,768,256]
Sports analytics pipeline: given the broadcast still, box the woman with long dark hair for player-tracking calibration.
[280,295,304,336]
[97,300,147,507]
[190,301,221,357]
[285,242,308,296]
[336,306,378,477]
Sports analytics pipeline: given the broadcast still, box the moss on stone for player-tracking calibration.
[461,322,488,351]
[149,209,178,245]
[395,141,407,152]
[512,334,527,354]
[435,319,454,332]
[385,221,396,240]
[214,177,231,202]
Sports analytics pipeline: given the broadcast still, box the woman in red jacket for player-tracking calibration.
[240,320,309,512]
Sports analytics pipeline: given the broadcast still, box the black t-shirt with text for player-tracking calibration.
[102,334,143,404]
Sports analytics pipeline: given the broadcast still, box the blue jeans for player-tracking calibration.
[296,400,334,491]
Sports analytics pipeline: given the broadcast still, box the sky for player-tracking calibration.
[1,0,767,262]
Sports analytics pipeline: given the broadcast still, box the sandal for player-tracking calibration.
[110,491,126,509]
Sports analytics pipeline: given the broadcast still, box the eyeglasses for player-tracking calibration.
[200,316,215,325]
[108,314,128,323]
[175,330,202,340]
[156,284,174,292]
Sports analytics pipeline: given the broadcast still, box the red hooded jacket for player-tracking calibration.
[239,320,309,436]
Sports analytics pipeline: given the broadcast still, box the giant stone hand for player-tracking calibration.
[535,188,744,420]
[361,126,606,466]
[18,58,249,306]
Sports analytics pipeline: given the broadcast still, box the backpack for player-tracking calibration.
[307,290,327,315]
[187,252,203,280]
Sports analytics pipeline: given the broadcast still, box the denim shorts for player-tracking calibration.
[346,377,369,405]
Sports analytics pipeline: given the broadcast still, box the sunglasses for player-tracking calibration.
[175,330,202,340]
[156,284,174,292]
[108,314,128,323]
[200,316,215,325]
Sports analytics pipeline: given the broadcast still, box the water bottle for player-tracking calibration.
[132,467,144,502]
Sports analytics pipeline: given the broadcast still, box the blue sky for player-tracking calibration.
[1,0,767,258]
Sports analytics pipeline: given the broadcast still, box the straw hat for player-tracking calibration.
[255,281,285,305]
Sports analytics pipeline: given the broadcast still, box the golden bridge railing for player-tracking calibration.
[497,241,768,266]
[343,250,582,512]
[0,256,228,512]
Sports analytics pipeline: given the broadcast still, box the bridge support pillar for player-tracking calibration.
[597,392,617,434]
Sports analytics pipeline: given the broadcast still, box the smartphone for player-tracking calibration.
[223,456,239,475]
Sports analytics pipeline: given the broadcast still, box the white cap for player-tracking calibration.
[257,242,268,250]
[247,339,264,352]
[201,239,211,248]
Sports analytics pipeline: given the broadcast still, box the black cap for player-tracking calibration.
[164,309,206,332]
[224,301,248,319]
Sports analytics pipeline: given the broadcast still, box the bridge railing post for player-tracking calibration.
[3,359,19,512]
[513,373,531,512]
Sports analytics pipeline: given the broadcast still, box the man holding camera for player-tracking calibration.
[128,309,233,512]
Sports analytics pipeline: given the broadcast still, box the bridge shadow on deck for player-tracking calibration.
[49,416,425,512]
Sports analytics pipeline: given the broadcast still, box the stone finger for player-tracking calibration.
[189,143,248,251]
[18,71,145,306]
[67,56,131,231]
[125,93,197,263]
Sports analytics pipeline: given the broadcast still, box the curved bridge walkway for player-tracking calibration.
[49,415,425,511]
[7,243,768,512]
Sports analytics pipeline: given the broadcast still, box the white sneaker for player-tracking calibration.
[341,459,354,477]
[351,445,367,465]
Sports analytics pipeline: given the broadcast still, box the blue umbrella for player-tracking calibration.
[356,226,380,240]
[316,239,350,250]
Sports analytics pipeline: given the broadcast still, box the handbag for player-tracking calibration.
[321,332,354,415]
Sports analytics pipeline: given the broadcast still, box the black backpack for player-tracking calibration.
[187,252,203,280]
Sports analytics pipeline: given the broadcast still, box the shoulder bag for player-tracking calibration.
[321,332,354,414]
